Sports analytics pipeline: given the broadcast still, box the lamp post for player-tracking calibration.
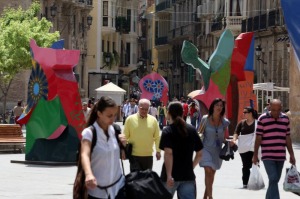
[255,45,267,65]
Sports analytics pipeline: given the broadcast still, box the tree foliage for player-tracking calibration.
[0,2,59,119]
[0,2,60,83]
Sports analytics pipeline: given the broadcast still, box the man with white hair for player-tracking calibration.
[123,98,161,172]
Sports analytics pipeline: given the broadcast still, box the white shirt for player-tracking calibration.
[82,122,125,198]
[149,107,158,117]
[83,107,91,121]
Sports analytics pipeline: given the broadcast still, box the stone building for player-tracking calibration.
[86,0,140,99]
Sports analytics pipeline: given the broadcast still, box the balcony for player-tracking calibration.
[181,24,195,36]
[225,16,243,35]
[197,0,214,19]
[155,36,168,46]
[241,8,284,33]
[156,0,173,12]
[210,18,224,36]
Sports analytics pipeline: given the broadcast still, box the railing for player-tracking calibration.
[241,8,285,33]
[156,0,171,12]
[181,24,195,36]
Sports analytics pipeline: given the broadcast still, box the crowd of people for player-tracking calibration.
[78,96,296,199]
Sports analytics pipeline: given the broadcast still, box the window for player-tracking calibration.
[103,1,108,26]
[127,9,131,32]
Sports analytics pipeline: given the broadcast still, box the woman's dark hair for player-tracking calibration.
[167,101,187,136]
[208,98,226,117]
[244,106,258,119]
[86,96,116,127]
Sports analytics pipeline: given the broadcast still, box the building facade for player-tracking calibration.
[86,0,140,99]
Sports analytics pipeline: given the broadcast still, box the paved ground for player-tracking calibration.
[0,122,300,199]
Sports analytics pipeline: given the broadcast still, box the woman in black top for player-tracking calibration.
[159,101,203,199]
[231,106,258,188]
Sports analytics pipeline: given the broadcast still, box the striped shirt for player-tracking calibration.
[256,112,290,161]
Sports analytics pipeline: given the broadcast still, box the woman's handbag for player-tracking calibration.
[125,169,173,199]
[248,164,265,190]
[237,120,257,153]
[283,165,300,193]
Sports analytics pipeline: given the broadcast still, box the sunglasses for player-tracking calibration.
[243,111,250,114]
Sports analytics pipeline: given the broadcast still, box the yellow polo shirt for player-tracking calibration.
[124,113,160,156]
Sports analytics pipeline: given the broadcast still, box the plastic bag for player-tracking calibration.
[283,165,300,193]
[248,164,265,190]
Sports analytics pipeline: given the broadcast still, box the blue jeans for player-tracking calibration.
[165,181,196,199]
[263,160,285,199]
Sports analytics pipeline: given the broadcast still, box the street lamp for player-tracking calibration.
[255,45,267,64]
[50,4,57,17]
[100,52,111,69]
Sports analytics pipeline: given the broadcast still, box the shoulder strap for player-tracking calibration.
[112,123,125,174]
[90,125,97,153]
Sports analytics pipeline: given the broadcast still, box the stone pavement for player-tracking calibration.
[0,122,299,199]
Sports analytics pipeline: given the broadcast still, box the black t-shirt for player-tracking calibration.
[234,119,255,136]
[159,123,203,181]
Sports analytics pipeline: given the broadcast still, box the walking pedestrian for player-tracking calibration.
[160,101,203,199]
[80,96,127,199]
[124,98,161,172]
[252,99,296,199]
[158,101,167,129]
[231,106,258,188]
[13,100,24,127]
[189,102,199,127]
[199,98,230,199]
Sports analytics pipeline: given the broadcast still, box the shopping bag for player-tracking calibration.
[248,164,265,190]
[283,165,300,193]
[125,169,172,199]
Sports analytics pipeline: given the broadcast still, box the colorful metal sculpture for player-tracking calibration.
[19,39,84,162]
[182,30,257,133]
[138,72,169,105]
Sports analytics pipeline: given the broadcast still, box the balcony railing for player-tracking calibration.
[197,0,214,19]
[226,16,243,32]
[181,24,195,36]
[241,8,284,33]
[156,0,173,12]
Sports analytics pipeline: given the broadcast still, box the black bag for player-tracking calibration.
[219,141,234,161]
[125,169,172,199]
[125,143,133,160]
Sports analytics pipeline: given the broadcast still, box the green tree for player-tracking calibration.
[0,2,59,121]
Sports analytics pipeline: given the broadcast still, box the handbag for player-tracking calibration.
[248,164,265,190]
[125,169,173,199]
[237,120,257,153]
[219,141,234,161]
[283,165,300,193]
[125,143,133,160]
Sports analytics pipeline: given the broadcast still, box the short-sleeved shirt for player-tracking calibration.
[256,112,290,161]
[159,123,203,181]
[234,120,255,136]
[82,122,125,198]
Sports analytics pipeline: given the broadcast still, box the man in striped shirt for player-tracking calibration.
[253,99,296,199]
